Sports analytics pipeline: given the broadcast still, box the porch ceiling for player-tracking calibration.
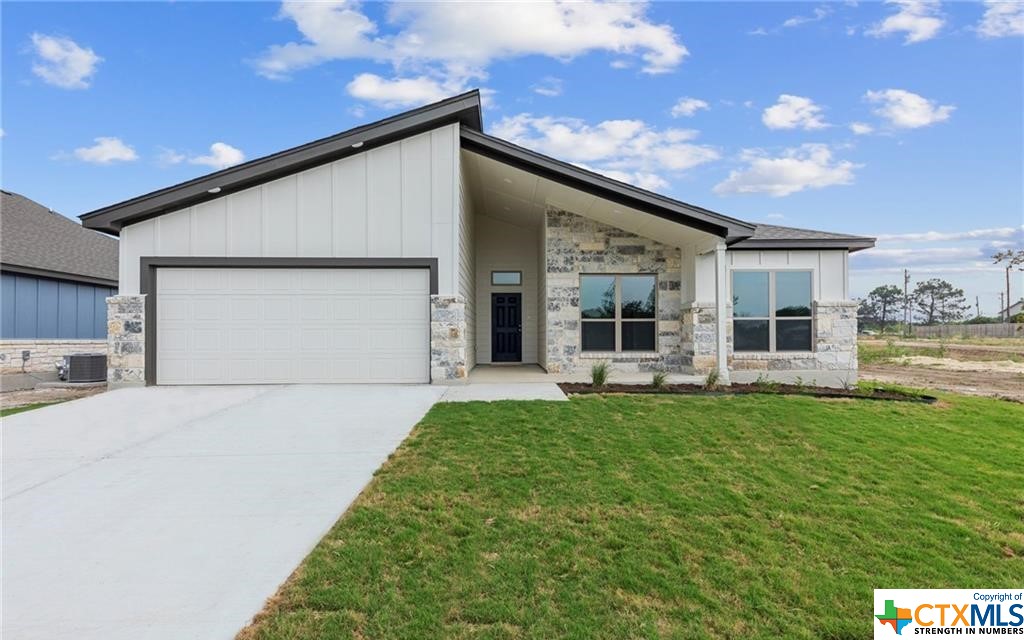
[462,150,718,248]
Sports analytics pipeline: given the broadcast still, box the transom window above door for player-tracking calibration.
[732,270,813,352]
[491,271,522,286]
[580,274,657,352]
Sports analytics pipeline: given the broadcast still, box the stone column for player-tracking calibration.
[814,300,859,380]
[681,302,720,374]
[107,295,146,388]
[430,295,468,383]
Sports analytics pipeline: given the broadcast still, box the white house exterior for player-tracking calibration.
[82,91,873,388]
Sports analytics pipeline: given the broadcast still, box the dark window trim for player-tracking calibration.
[490,270,522,286]
[732,269,814,353]
[138,256,438,386]
[579,273,658,353]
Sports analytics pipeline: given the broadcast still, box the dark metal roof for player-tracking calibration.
[730,223,875,252]
[1,190,118,286]
[460,128,756,241]
[78,89,874,251]
[80,90,484,234]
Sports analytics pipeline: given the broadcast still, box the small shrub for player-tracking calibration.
[590,361,611,387]
[753,373,779,392]
[703,368,721,390]
[794,376,806,389]
[651,370,668,389]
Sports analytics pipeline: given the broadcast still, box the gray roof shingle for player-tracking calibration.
[1,190,118,284]
[730,223,874,251]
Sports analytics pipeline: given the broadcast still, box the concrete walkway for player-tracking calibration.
[2,384,444,640]
[441,382,567,402]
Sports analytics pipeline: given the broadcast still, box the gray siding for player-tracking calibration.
[1,272,115,339]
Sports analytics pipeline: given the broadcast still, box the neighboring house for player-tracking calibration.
[1,190,118,374]
[1000,300,1023,319]
[81,91,873,388]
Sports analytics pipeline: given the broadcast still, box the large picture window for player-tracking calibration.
[733,270,812,352]
[580,274,657,352]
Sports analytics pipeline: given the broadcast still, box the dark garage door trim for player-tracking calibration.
[139,257,439,386]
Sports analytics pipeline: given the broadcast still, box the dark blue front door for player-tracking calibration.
[491,293,521,362]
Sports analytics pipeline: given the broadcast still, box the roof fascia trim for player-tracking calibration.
[1,262,119,287]
[729,238,876,253]
[81,92,483,235]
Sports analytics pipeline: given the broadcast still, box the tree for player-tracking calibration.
[861,285,903,332]
[912,279,970,325]
[992,249,1024,321]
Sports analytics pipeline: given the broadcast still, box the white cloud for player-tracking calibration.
[30,33,102,89]
[255,1,687,106]
[783,5,832,28]
[0,129,5,138]
[866,0,944,44]
[346,73,452,107]
[670,97,710,118]
[765,213,786,220]
[189,142,246,170]
[72,137,137,164]
[531,76,564,97]
[761,95,829,130]
[865,89,954,128]
[156,147,186,166]
[876,226,1024,243]
[748,27,769,36]
[491,113,719,190]
[713,144,859,197]
[976,1,1024,38]
[849,121,874,135]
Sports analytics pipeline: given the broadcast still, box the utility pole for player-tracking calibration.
[903,269,911,335]
[1000,292,1005,321]
[975,296,980,319]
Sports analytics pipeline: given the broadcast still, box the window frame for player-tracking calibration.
[731,269,814,353]
[491,270,522,286]
[579,273,658,353]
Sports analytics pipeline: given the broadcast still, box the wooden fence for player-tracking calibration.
[912,323,1024,339]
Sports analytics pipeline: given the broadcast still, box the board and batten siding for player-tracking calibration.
[118,124,462,295]
[1,272,116,339]
[690,249,849,303]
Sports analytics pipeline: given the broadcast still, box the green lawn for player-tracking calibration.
[0,401,61,417]
[241,393,1023,640]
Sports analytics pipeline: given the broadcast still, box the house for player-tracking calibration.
[1,191,118,374]
[1000,299,1023,319]
[80,91,874,388]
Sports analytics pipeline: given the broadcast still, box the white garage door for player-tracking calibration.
[156,268,429,384]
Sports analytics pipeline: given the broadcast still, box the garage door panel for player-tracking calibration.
[157,267,429,384]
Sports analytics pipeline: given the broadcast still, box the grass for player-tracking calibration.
[0,401,61,417]
[241,394,1023,640]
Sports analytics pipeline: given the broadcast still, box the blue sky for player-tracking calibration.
[2,1,1022,313]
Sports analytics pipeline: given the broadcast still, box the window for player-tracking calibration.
[491,271,522,286]
[733,270,812,352]
[580,274,657,352]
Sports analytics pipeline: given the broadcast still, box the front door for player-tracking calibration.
[491,293,522,362]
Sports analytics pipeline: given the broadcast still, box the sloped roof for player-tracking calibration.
[1,190,118,285]
[79,89,874,251]
[730,223,875,252]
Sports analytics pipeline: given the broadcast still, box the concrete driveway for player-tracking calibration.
[2,384,445,640]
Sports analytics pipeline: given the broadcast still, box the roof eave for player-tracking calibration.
[729,238,876,253]
[1,262,118,288]
[460,127,756,240]
[80,91,484,235]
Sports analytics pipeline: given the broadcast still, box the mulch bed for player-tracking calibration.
[558,382,937,403]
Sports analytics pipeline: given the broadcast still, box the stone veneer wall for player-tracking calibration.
[680,302,731,374]
[722,300,860,383]
[107,295,146,388]
[430,294,468,383]
[544,209,682,374]
[0,340,108,374]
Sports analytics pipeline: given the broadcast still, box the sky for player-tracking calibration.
[2,1,1022,314]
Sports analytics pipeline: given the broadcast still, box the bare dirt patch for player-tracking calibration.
[1,386,104,410]
[860,364,1024,402]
